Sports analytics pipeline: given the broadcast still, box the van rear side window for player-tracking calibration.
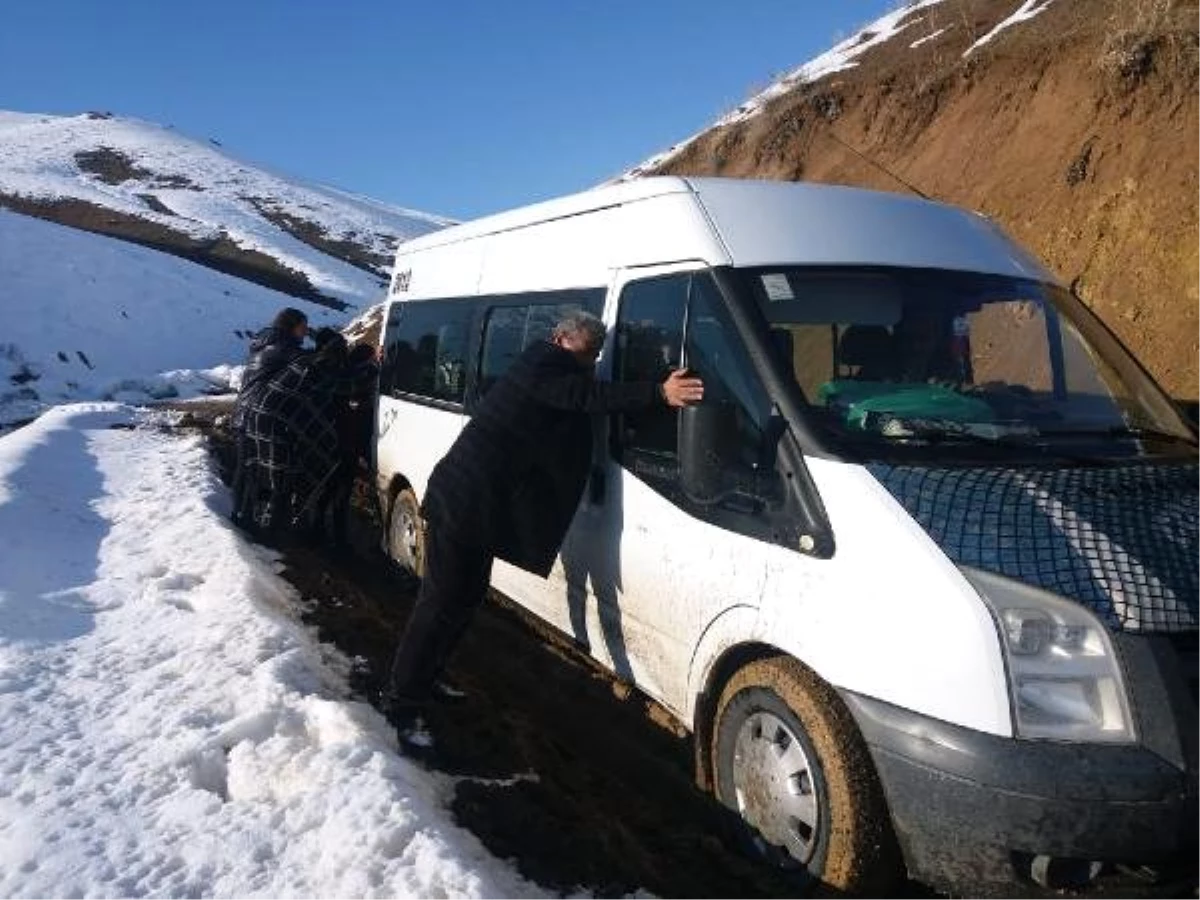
[381,300,472,405]
[477,289,605,396]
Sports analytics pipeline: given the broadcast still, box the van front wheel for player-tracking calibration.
[711,657,900,894]
[386,488,425,577]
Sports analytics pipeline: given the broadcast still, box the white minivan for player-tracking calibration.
[374,177,1197,894]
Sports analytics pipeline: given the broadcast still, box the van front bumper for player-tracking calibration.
[841,688,1198,895]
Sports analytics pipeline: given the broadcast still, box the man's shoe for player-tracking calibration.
[431,680,468,705]
[379,690,436,751]
[395,711,435,753]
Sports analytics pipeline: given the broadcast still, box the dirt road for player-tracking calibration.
[191,409,1188,899]
[281,536,806,897]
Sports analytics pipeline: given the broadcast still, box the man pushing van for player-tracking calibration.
[385,311,703,749]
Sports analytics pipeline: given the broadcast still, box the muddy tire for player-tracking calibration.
[385,488,425,578]
[711,656,900,895]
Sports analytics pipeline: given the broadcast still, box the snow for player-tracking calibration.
[621,0,947,179]
[0,111,454,306]
[0,209,352,426]
[0,404,546,898]
[910,26,950,49]
[344,303,387,347]
[963,0,1057,56]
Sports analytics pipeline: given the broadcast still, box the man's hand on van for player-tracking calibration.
[661,369,704,407]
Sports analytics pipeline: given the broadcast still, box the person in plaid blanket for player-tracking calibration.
[231,308,310,526]
[241,328,353,537]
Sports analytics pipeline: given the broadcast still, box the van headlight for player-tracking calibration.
[963,567,1135,743]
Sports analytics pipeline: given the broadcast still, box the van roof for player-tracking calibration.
[396,177,1053,283]
[399,177,695,251]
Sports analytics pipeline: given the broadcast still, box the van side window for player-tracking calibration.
[615,274,688,455]
[615,271,783,518]
[381,300,472,405]
[686,274,774,472]
[478,291,606,396]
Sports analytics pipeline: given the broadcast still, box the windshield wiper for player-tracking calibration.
[877,425,1118,466]
[883,428,1020,447]
[1037,426,1198,447]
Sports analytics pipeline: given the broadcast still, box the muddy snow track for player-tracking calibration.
[194,417,1189,899]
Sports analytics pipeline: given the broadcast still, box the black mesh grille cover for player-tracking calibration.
[869,463,1199,633]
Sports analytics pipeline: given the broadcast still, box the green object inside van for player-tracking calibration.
[818,380,995,431]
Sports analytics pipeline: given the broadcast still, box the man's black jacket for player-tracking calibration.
[422,341,662,576]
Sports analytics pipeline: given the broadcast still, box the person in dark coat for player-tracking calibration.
[311,342,380,550]
[231,308,309,526]
[241,328,348,535]
[340,343,381,467]
[385,311,703,748]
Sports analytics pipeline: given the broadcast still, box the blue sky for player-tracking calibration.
[2,1,895,220]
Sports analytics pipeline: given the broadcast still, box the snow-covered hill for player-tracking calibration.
[0,210,347,426]
[0,111,456,425]
[620,0,1059,180]
[0,111,452,308]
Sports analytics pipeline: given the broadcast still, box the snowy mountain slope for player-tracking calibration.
[0,209,346,425]
[0,404,546,898]
[619,0,1075,181]
[621,0,959,179]
[0,111,453,308]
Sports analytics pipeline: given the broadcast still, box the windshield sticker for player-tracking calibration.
[761,273,794,302]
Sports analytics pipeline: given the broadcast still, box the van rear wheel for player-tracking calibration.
[711,656,900,894]
[386,488,425,577]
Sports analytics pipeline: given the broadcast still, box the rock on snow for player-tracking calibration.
[0,405,544,898]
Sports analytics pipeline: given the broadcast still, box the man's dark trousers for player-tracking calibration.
[387,524,493,707]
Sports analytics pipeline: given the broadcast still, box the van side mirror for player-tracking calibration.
[678,403,738,503]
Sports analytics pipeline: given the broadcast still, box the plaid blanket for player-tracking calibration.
[233,327,304,431]
[243,355,343,508]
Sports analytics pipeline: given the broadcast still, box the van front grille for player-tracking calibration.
[870,463,1199,633]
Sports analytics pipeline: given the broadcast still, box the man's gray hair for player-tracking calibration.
[553,310,607,350]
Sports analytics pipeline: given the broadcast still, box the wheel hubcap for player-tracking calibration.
[390,505,419,570]
[732,711,821,865]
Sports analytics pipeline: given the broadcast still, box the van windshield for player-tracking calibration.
[738,267,1195,461]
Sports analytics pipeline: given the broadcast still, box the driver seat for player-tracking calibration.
[837,326,898,381]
